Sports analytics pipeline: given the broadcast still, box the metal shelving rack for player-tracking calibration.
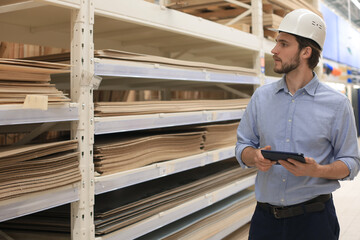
[0,0,291,239]
[0,0,82,227]
[96,174,256,240]
[0,103,78,126]
[95,146,236,195]
[0,103,80,222]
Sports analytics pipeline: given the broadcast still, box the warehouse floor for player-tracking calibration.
[333,150,360,239]
[333,177,360,240]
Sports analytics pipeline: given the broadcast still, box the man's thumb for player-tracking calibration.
[263,145,272,150]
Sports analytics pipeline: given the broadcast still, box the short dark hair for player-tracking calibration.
[294,35,322,70]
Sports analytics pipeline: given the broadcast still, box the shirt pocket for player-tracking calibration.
[292,101,333,153]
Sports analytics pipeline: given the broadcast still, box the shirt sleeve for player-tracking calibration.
[235,90,260,168]
[331,98,360,180]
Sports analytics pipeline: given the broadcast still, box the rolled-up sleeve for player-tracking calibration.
[235,90,260,168]
[331,98,360,180]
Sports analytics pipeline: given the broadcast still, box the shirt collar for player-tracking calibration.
[275,72,319,96]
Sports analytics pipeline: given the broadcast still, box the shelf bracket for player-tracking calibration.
[216,84,251,98]
[223,0,252,26]
[13,122,58,146]
[0,230,15,240]
[225,9,252,26]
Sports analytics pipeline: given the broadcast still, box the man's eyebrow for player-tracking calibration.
[275,39,289,43]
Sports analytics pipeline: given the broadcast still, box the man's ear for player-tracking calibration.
[301,46,312,59]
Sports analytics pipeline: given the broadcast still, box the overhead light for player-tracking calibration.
[351,0,360,10]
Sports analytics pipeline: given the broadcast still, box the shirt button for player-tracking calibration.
[288,119,292,122]
[282,179,286,182]
[281,198,284,202]
[303,92,305,95]
[291,100,295,103]
[286,139,290,142]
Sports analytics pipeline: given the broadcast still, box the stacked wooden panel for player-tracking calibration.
[94,119,242,175]
[94,98,249,117]
[94,160,256,236]
[0,140,80,201]
[0,41,69,59]
[162,195,255,239]
[0,59,70,105]
[165,0,321,39]
[0,160,255,239]
[94,130,206,175]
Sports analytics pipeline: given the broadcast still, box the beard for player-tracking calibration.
[273,52,300,74]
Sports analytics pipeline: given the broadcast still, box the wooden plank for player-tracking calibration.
[189,7,248,20]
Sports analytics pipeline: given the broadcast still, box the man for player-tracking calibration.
[235,9,360,240]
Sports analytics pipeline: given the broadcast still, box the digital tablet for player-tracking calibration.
[261,150,306,163]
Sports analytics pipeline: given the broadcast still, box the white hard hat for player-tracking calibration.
[276,9,326,49]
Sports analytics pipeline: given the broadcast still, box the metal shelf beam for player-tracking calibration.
[95,146,236,194]
[94,0,261,52]
[0,104,78,126]
[95,109,244,134]
[0,184,79,223]
[95,61,259,85]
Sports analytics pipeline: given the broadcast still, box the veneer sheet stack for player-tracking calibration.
[94,98,250,117]
[0,58,70,104]
[164,0,321,39]
[202,121,239,151]
[159,192,255,240]
[94,129,206,175]
[93,159,256,236]
[93,49,257,75]
[94,120,241,175]
[0,140,80,200]
[25,49,257,76]
[0,160,255,238]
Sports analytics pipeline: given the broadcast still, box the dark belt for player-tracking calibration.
[257,194,331,219]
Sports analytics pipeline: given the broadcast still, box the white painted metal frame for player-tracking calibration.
[0,184,79,222]
[0,104,78,126]
[69,0,95,239]
[93,0,260,51]
[0,0,272,238]
[95,109,244,134]
[95,59,260,85]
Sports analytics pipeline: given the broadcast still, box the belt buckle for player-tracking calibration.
[272,207,284,219]
[272,207,282,219]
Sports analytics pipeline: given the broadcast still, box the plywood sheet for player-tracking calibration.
[202,121,239,151]
[94,49,256,75]
[0,58,70,104]
[94,165,256,235]
[94,131,206,175]
[0,140,80,201]
[95,98,250,117]
[25,50,256,75]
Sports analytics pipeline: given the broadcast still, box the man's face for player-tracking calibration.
[271,32,301,74]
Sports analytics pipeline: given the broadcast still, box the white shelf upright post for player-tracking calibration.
[251,0,265,86]
[70,0,95,239]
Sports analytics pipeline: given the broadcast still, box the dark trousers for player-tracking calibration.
[248,198,340,240]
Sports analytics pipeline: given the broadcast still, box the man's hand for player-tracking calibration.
[278,157,319,177]
[252,146,276,172]
[279,157,350,179]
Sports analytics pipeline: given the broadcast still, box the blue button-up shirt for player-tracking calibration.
[235,73,360,206]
